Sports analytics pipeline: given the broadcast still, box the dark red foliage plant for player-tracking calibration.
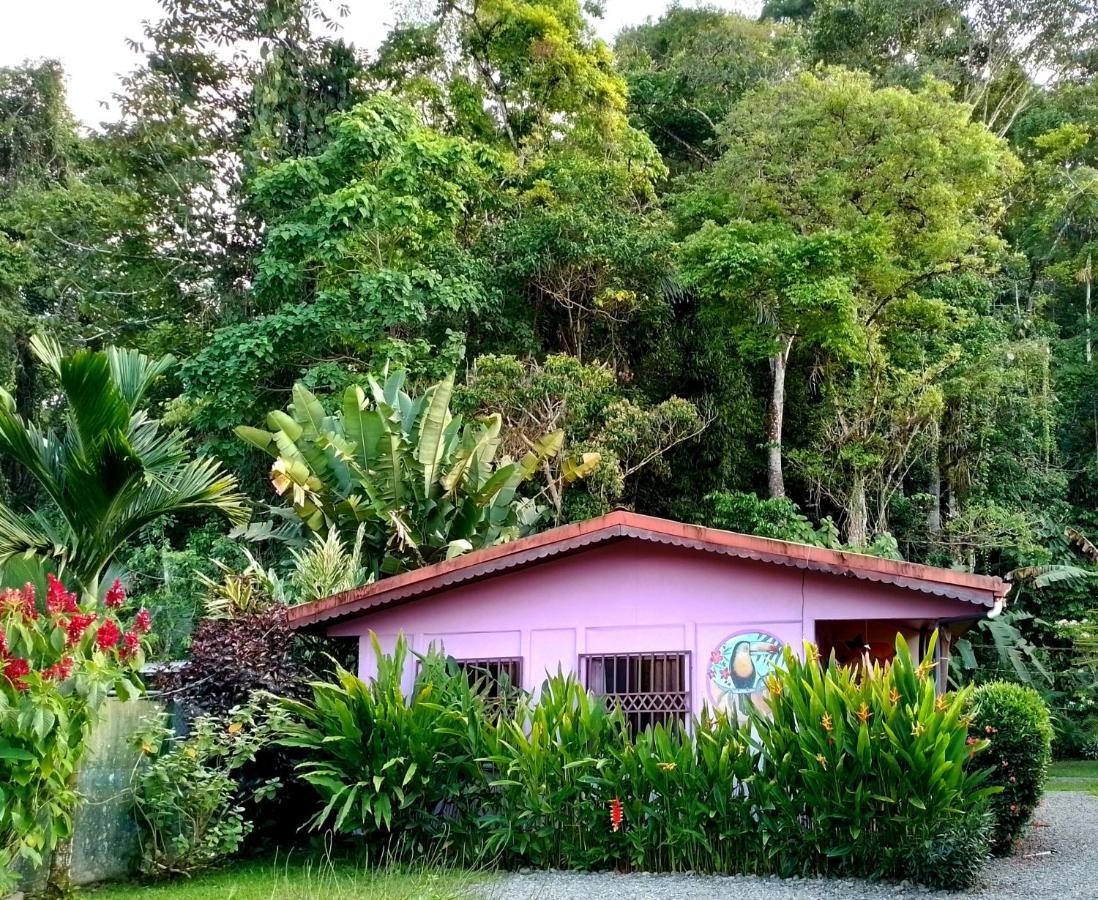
[162,606,304,719]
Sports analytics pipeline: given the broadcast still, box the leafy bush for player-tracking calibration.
[276,636,489,853]
[131,702,284,876]
[0,576,149,890]
[701,490,902,558]
[751,636,995,889]
[967,681,1054,854]
[609,713,763,874]
[163,606,304,719]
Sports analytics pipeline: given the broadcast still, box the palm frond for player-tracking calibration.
[58,347,132,456]
[107,345,175,411]
[0,501,54,565]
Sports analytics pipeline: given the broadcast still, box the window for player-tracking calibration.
[581,652,690,733]
[455,657,522,701]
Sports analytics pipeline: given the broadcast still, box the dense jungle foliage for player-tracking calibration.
[1,0,1097,751]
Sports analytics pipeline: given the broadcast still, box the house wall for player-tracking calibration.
[326,541,979,717]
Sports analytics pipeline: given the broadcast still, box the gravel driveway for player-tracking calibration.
[481,791,1097,900]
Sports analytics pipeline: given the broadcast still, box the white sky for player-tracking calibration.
[2,0,761,129]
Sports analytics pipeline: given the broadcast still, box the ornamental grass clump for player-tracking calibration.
[0,575,149,889]
[967,681,1053,854]
[751,635,996,890]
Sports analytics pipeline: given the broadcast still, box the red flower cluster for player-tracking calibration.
[2,656,30,690]
[609,797,623,833]
[46,573,80,615]
[43,656,74,680]
[104,579,126,609]
[134,608,151,634]
[120,631,141,659]
[96,619,121,651]
[67,613,97,646]
[1,584,38,620]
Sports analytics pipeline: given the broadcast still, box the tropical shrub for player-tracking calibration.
[276,636,489,853]
[273,634,997,887]
[751,636,996,889]
[236,370,565,576]
[967,681,1054,854]
[480,674,632,869]
[163,606,304,719]
[605,712,763,874]
[131,702,285,877]
[0,576,149,890]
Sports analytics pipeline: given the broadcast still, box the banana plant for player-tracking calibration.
[236,370,565,575]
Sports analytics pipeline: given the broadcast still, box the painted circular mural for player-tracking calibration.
[707,630,784,710]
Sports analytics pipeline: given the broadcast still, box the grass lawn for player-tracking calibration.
[82,857,487,900]
[1046,759,1098,797]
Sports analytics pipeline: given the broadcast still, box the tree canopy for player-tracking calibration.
[2,0,1097,751]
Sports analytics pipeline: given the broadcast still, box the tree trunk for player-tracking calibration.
[45,832,74,898]
[766,337,794,499]
[845,473,868,548]
[927,438,942,536]
[1085,253,1092,366]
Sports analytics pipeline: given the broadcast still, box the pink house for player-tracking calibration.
[287,511,1008,729]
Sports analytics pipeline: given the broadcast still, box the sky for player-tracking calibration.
[2,0,761,129]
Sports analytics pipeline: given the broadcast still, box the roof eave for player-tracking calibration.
[287,512,1008,630]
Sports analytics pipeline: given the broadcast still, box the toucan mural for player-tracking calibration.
[708,630,784,714]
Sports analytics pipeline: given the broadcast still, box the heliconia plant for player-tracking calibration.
[0,574,150,888]
[274,632,1000,889]
[750,635,998,889]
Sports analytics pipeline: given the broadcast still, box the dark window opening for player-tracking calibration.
[581,652,690,733]
[455,657,522,703]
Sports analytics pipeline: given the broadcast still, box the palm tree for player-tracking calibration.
[0,335,248,599]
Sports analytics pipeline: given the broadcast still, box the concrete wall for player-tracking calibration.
[12,698,159,893]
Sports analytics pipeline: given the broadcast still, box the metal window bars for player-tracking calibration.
[454,657,522,698]
[581,651,691,733]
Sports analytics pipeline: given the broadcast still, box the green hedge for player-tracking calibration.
[276,634,1000,889]
[968,681,1053,854]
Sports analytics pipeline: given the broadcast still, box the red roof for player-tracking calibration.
[287,510,1009,629]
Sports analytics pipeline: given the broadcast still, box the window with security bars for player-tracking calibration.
[455,657,522,701]
[581,652,690,733]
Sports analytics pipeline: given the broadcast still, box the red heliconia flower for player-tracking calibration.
[120,631,141,659]
[104,579,126,609]
[46,573,79,615]
[609,797,623,833]
[96,619,121,650]
[67,613,97,646]
[134,608,151,635]
[3,656,30,689]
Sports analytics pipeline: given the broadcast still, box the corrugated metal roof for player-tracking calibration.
[287,511,1009,629]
